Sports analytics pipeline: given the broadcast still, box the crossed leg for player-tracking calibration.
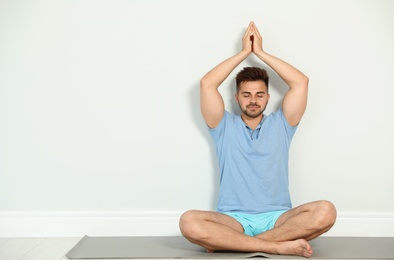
[179,200,336,258]
[257,200,337,242]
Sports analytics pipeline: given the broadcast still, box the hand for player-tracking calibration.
[241,22,254,55]
[250,22,263,54]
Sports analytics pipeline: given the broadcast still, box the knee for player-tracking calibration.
[313,200,337,230]
[179,210,204,240]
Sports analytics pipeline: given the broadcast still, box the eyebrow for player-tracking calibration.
[241,91,266,94]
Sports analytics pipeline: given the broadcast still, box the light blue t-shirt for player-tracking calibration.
[209,109,297,214]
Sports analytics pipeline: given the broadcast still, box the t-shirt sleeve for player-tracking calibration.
[278,108,298,140]
[208,111,228,142]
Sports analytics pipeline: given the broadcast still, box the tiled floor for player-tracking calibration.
[0,237,82,260]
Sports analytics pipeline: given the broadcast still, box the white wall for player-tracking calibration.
[1,0,393,237]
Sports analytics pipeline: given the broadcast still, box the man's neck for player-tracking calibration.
[241,113,263,130]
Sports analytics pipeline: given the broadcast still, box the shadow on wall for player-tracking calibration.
[188,81,220,210]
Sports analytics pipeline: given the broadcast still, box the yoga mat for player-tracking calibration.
[66,235,394,259]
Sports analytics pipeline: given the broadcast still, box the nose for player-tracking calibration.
[250,95,257,103]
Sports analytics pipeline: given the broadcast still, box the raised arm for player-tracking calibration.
[251,22,309,126]
[200,23,253,128]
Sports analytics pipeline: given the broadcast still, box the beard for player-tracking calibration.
[239,102,267,118]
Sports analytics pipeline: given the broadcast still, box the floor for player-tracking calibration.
[0,237,83,260]
[0,237,389,260]
[0,237,297,260]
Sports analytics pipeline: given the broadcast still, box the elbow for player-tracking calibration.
[200,77,207,88]
[303,75,309,86]
[200,74,221,90]
[299,75,309,89]
[200,76,212,90]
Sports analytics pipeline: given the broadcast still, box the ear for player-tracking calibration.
[235,93,239,103]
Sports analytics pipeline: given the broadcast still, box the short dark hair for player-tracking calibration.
[235,67,269,92]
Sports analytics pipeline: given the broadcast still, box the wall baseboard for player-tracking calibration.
[0,211,393,237]
[329,212,394,237]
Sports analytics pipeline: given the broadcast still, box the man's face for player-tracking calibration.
[235,80,270,119]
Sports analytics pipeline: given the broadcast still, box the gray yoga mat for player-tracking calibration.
[66,235,394,259]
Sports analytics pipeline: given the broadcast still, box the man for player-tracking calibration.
[179,22,336,258]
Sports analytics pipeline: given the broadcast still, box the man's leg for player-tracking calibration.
[179,210,313,257]
[256,200,337,242]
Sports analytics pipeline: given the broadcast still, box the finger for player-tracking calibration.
[254,23,262,38]
[243,22,253,39]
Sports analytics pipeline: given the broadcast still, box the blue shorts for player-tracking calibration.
[222,210,288,236]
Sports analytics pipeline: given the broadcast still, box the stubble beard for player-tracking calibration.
[240,103,267,119]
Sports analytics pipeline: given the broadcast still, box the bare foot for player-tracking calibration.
[277,239,313,258]
[204,239,312,257]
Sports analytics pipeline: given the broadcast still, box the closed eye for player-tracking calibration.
[241,92,251,98]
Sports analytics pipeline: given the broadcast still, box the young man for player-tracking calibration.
[179,22,336,258]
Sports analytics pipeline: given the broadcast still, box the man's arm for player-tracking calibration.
[251,22,309,126]
[200,23,253,128]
